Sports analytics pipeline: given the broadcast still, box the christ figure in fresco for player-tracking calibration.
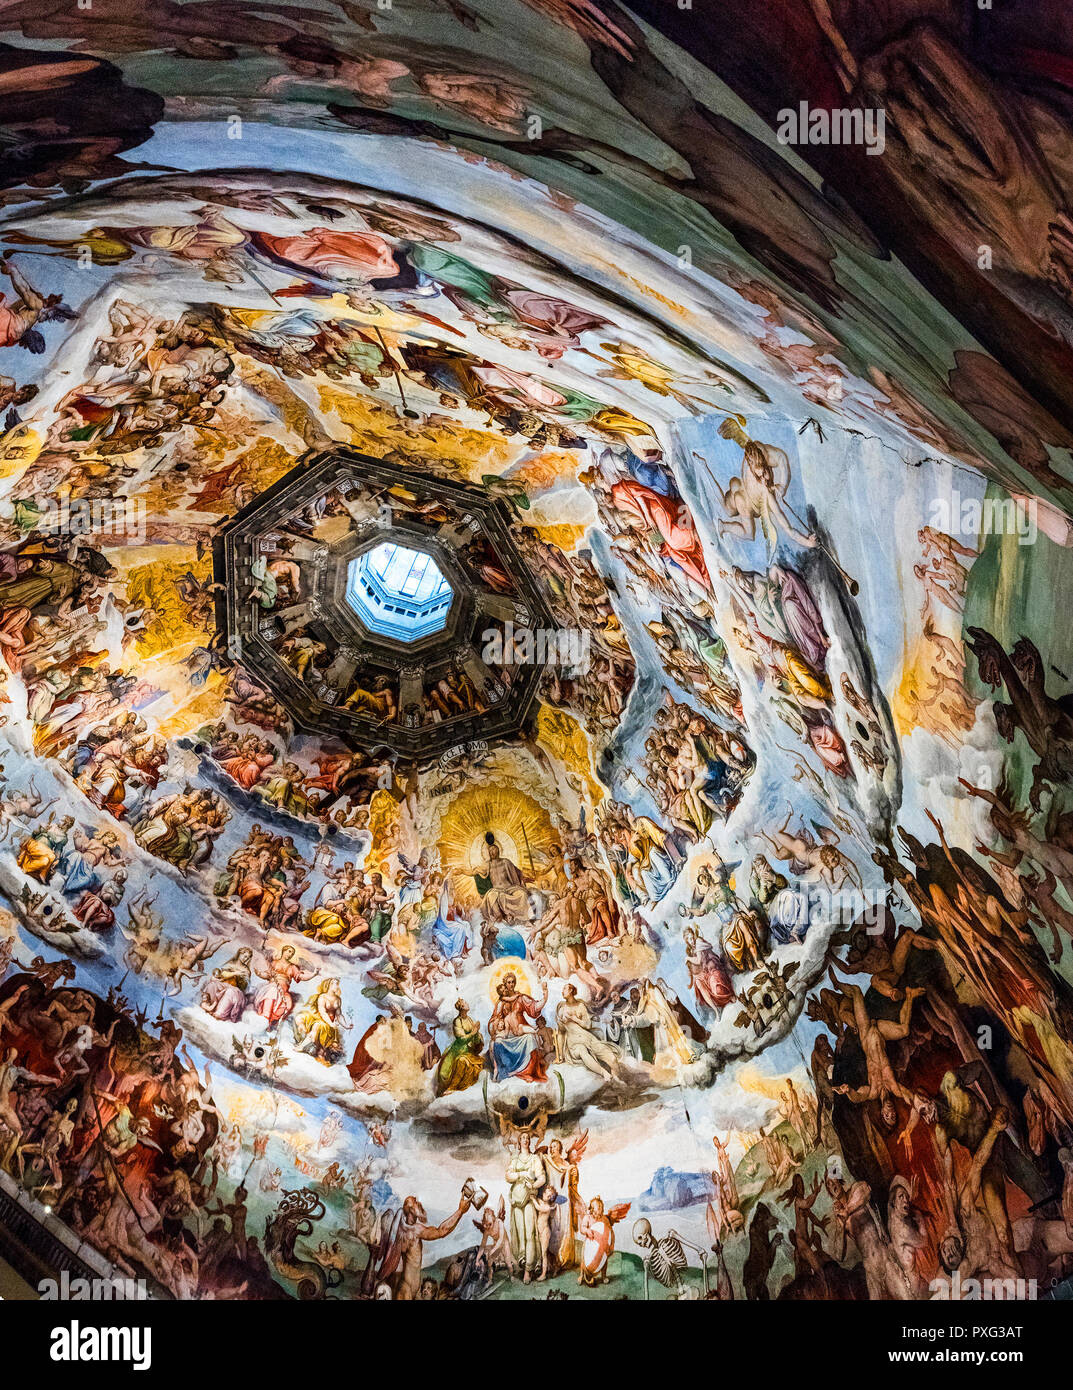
[463,831,530,923]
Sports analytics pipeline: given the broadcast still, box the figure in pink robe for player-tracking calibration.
[219,742,275,790]
[610,478,711,589]
[252,228,399,282]
[253,949,315,1025]
[472,364,567,409]
[809,718,850,777]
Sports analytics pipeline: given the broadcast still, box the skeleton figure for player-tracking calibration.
[632,1217,709,1299]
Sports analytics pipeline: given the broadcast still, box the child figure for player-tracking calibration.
[535,1183,559,1282]
[475,1197,515,1279]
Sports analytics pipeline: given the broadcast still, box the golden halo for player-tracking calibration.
[437,783,557,910]
[487,958,531,1002]
[469,830,520,868]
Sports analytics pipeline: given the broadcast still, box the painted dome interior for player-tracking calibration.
[0,0,1071,1306]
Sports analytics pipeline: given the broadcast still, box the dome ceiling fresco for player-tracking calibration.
[0,0,1072,1307]
[215,447,552,757]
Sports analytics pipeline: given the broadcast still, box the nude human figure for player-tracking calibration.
[779,1172,827,1277]
[913,562,963,619]
[825,1172,909,1300]
[930,1070,1023,1280]
[534,1184,558,1281]
[828,966,926,1129]
[0,1045,56,1167]
[923,615,966,672]
[938,1105,1020,1284]
[761,807,863,891]
[387,1192,472,1300]
[474,1197,515,1280]
[17,1095,76,1187]
[711,421,816,551]
[887,1176,929,1297]
[918,527,976,565]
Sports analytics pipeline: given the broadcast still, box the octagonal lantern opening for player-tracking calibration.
[215,446,554,757]
[346,540,454,642]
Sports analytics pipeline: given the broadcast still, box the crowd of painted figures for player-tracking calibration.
[0,6,1071,1301]
[4,608,1073,1298]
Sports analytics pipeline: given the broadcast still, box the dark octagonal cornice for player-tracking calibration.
[213,447,553,759]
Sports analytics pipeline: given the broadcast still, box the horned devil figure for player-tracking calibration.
[632,1218,710,1299]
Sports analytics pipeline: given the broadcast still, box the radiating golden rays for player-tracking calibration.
[533,521,589,551]
[510,450,581,493]
[124,553,212,658]
[487,958,534,1001]
[536,703,602,805]
[0,424,42,477]
[369,788,402,873]
[156,682,225,742]
[437,782,557,908]
[891,627,977,746]
[317,384,515,480]
[190,436,294,515]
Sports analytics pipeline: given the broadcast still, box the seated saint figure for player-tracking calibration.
[488,972,548,1083]
[292,977,350,1065]
[436,999,484,1096]
[466,832,530,924]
